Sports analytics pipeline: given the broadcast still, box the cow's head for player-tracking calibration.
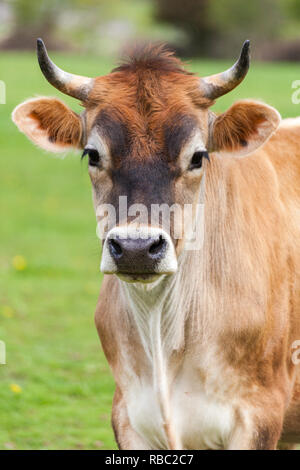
[13,40,280,283]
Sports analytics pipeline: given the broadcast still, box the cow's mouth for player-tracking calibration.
[117,272,162,284]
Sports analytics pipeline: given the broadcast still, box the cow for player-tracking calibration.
[12,39,300,450]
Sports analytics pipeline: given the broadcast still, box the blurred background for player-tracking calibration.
[2,0,300,59]
[1,0,300,450]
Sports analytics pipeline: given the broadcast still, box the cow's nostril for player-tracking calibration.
[149,235,166,256]
[109,238,123,258]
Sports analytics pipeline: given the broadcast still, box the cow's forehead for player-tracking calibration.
[83,45,212,162]
[92,106,200,161]
[84,76,210,162]
[87,67,212,117]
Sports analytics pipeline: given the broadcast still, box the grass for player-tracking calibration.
[1,50,300,450]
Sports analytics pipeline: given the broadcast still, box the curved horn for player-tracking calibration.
[200,40,250,100]
[37,38,94,101]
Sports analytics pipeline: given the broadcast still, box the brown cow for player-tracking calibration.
[13,39,300,450]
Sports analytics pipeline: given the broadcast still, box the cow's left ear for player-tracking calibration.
[12,97,83,153]
[209,100,281,157]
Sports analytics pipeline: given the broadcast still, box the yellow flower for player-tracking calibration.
[10,384,22,394]
[1,306,14,318]
[12,255,27,271]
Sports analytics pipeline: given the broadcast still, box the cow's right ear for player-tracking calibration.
[12,97,83,153]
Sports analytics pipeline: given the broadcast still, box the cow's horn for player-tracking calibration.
[37,38,94,101]
[200,40,250,100]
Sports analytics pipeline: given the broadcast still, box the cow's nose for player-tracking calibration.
[107,235,167,273]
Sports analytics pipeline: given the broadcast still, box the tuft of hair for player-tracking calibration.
[112,42,192,75]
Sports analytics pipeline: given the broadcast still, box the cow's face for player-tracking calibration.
[13,41,280,283]
[83,65,214,282]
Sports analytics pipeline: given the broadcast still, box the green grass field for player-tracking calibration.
[1,51,300,450]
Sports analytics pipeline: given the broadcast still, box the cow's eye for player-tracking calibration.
[189,150,209,170]
[82,148,101,167]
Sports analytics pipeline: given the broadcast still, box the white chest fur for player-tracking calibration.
[125,358,235,450]
[121,277,237,450]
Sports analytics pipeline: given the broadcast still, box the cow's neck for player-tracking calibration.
[118,252,199,450]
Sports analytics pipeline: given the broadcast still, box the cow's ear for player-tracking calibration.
[210,100,281,157]
[12,97,83,153]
